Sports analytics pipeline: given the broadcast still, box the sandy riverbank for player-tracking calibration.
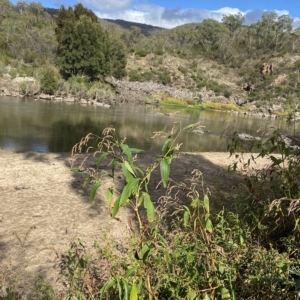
[0,149,272,296]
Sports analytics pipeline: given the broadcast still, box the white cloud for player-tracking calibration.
[83,0,300,29]
[293,17,300,28]
[79,0,132,11]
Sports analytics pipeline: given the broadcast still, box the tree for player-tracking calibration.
[57,15,109,80]
[222,12,245,36]
[55,4,126,80]
[195,19,230,58]
[107,34,127,79]
[40,68,59,94]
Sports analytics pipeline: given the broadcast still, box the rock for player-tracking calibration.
[269,104,284,113]
[234,96,247,106]
[12,76,35,84]
[261,63,273,76]
[192,128,205,135]
[242,83,255,93]
[39,93,53,100]
[238,133,261,141]
[65,96,75,102]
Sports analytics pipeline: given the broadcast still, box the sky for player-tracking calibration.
[10,0,300,29]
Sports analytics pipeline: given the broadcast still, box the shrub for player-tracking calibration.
[154,49,164,55]
[135,49,148,57]
[157,71,171,85]
[40,68,59,95]
[178,65,188,75]
[128,70,143,82]
[223,90,232,98]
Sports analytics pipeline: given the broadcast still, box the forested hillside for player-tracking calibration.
[1,0,300,111]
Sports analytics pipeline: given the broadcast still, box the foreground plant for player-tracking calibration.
[63,127,300,300]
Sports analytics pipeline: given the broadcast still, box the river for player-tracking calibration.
[0,96,293,153]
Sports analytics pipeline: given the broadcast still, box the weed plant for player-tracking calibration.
[65,126,300,299]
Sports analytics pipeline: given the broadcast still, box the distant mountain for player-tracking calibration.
[44,7,59,17]
[43,7,165,36]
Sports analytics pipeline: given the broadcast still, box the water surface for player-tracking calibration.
[0,96,293,153]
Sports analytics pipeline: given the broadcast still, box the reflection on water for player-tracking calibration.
[0,96,295,153]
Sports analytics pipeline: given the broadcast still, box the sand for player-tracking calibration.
[0,149,270,296]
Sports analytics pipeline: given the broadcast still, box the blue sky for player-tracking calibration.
[10,0,300,28]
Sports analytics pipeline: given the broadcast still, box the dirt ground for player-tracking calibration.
[0,149,272,297]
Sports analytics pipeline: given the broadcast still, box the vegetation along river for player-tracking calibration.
[0,96,294,153]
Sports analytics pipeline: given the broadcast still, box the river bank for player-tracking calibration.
[0,149,274,296]
[0,76,290,120]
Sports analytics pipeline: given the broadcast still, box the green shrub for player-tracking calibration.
[223,90,232,98]
[128,70,143,82]
[23,51,37,64]
[135,49,148,57]
[178,65,188,75]
[154,49,164,55]
[157,71,171,85]
[40,68,59,95]
[67,75,90,97]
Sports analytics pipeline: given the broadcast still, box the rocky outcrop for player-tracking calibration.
[261,63,273,76]
[106,78,196,102]
[242,83,255,93]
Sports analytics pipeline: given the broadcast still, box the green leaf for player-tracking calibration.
[204,195,210,214]
[187,290,197,300]
[122,162,135,182]
[106,187,114,209]
[123,281,129,300]
[138,194,144,206]
[206,218,213,233]
[71,168,87,174]
[120,178,140,206]
[117,279,122,299]
[124,267,137,277]
[187,252,195,264]
[221,287,231,299]
[143,192,155,222]
[240,235,244,245]
[101,279,116,295]
[161,138,173,156]
[183,122,201,131]
[191,198,200,208]
[90,182,101,202]
[96,152,109,168]
[218,264,225,274]
[183,210,190,227]
[203,293,210,300]
[160,158,170,188]
[140,244,151,261]
[129,148,143,154]
[124,161,135,176]
[120,143,133,164]
[112,196,120,218]
[83,176,91,187]
[130,283,138,300]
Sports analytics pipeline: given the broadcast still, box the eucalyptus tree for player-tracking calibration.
[195,19,230,59]
[222,12,245,37]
